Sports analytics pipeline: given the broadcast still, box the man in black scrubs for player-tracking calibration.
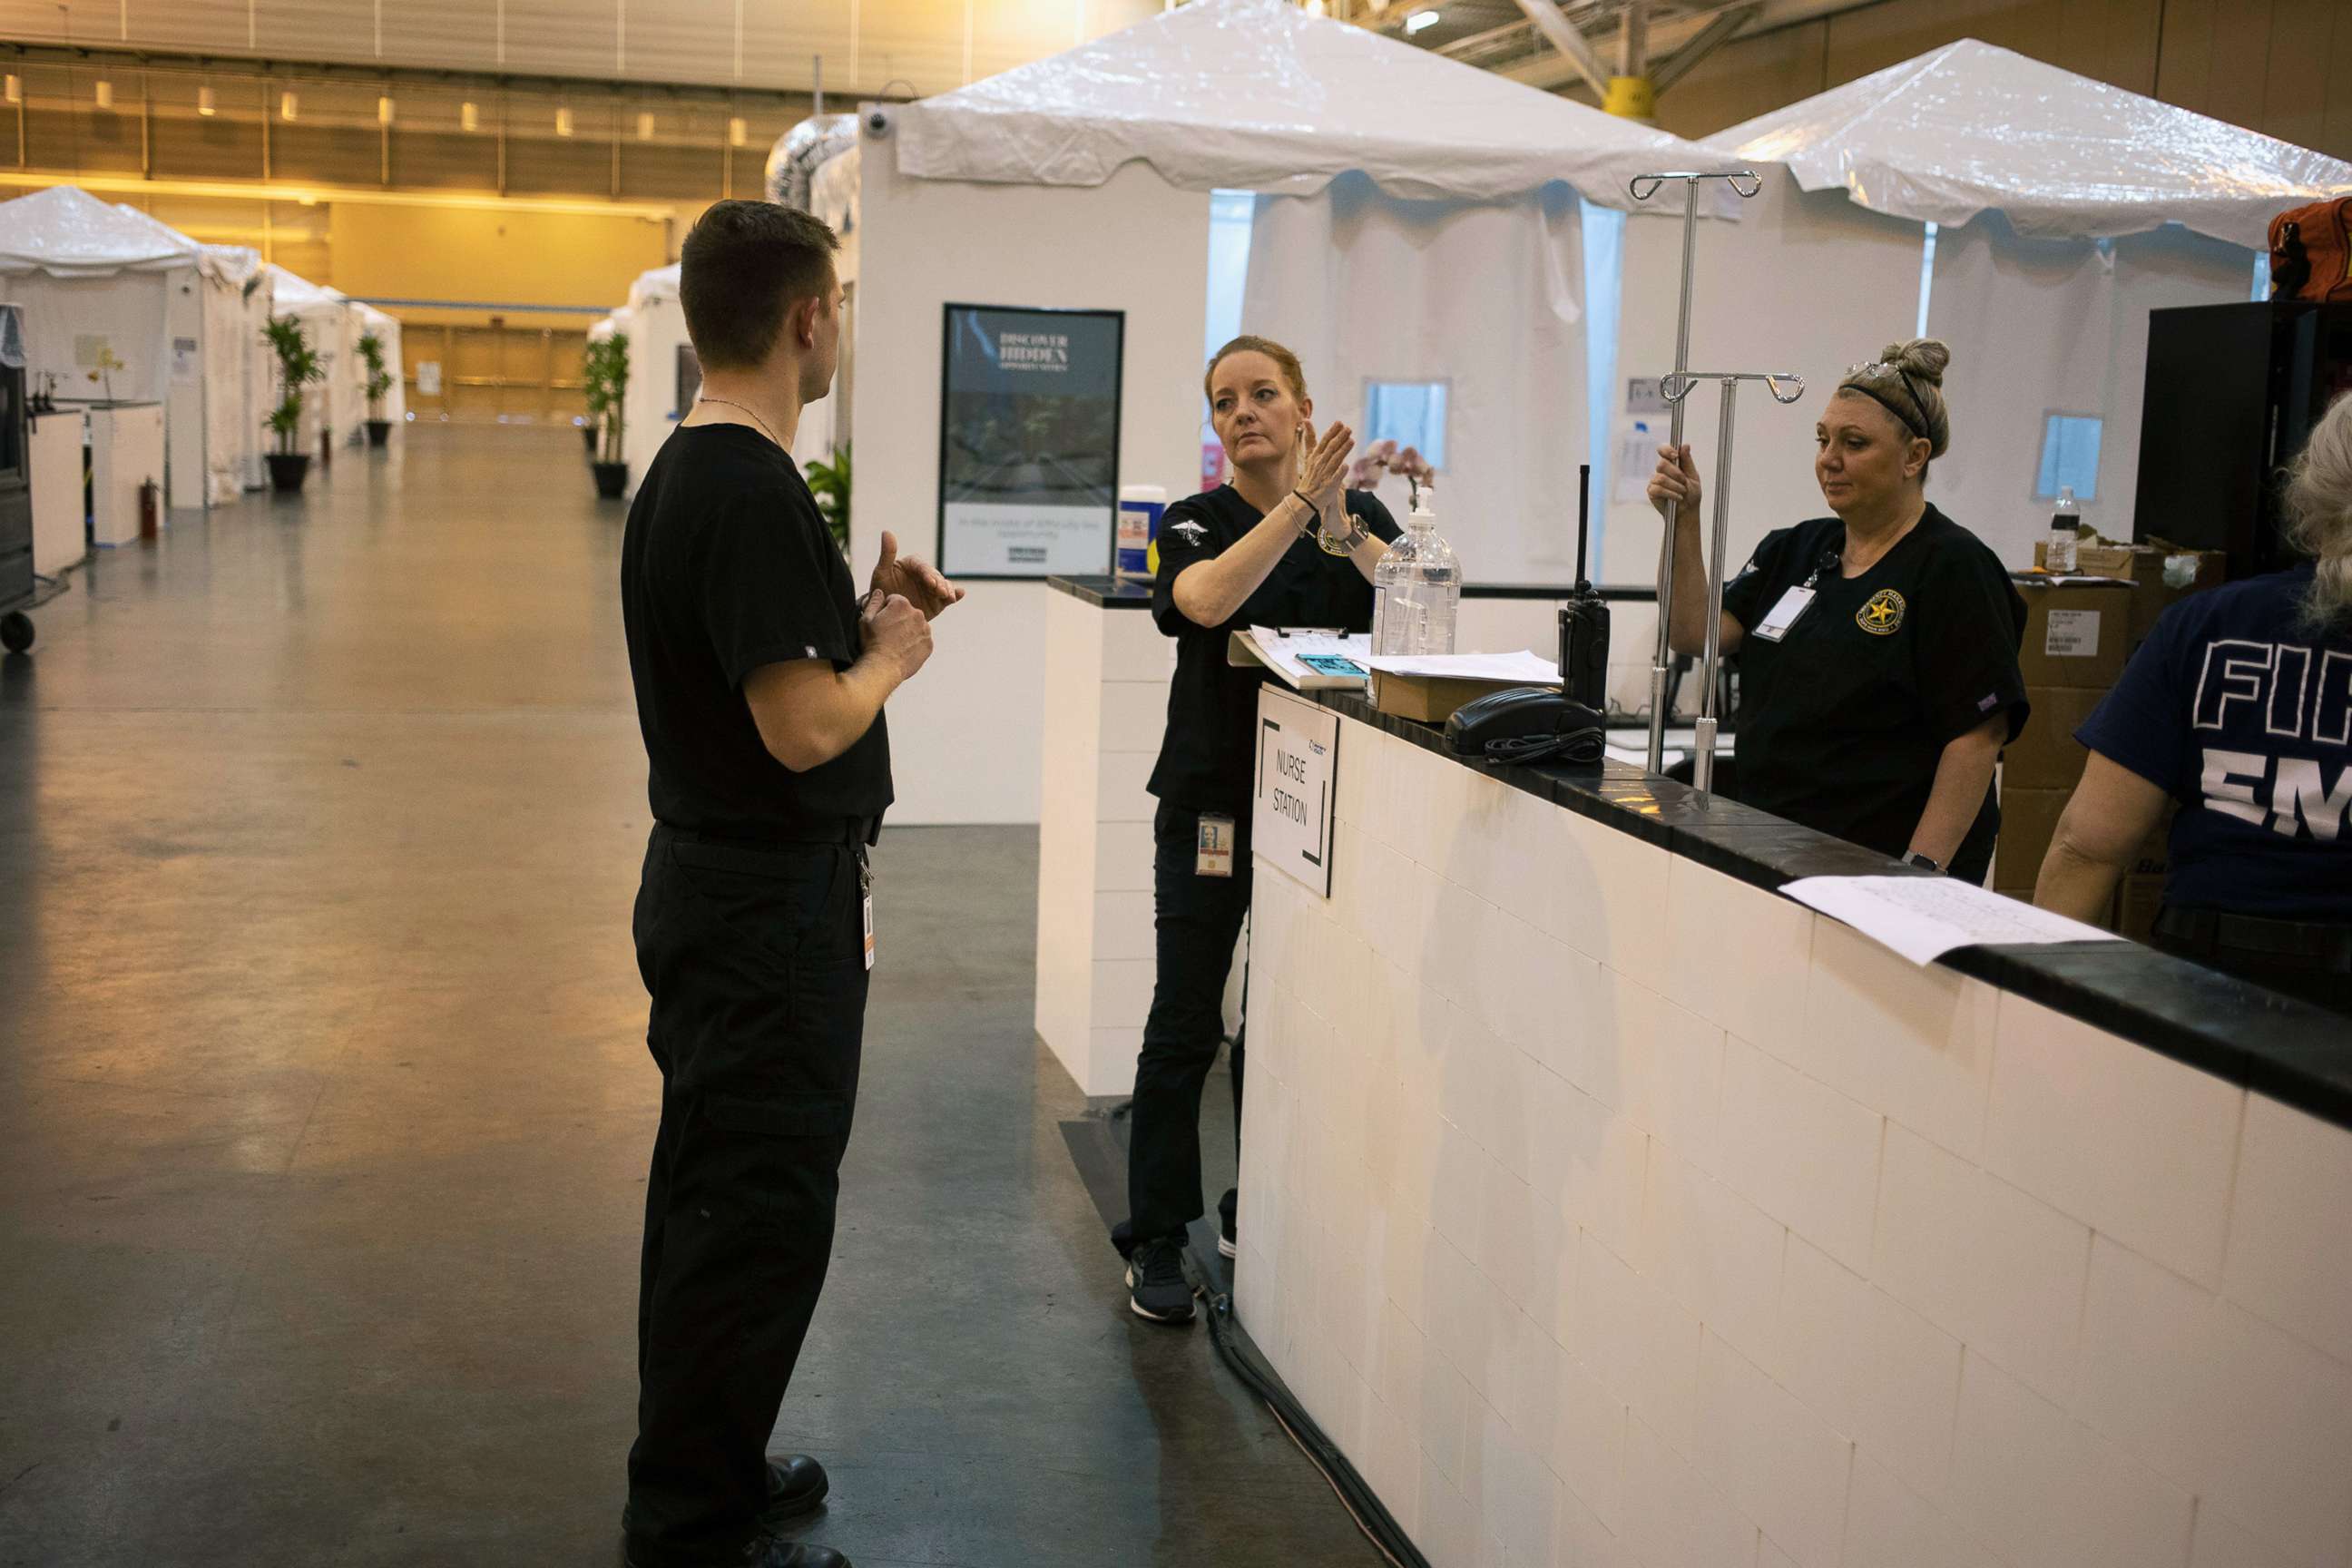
[619,201,961,1568]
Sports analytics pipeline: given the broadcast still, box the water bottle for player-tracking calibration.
[2046,486,2081,574]
[1374,493,1460,656]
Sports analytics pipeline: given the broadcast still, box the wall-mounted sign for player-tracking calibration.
[416,361,443,397]
[937,303,1123,579]
[172,337,201,383]
[1254,686,1339,897]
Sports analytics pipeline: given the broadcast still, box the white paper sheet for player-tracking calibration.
[1781,875,2122,966]
[1361,650,1562,683]
[1233,627,1375,690]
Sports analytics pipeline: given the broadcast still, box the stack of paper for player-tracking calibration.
[1362,650,1562,684]
[1229,627,1376,690]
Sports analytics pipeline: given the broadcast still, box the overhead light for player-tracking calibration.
[635,110,654,141]
[2,74,18,106]
[93,79,114,110]
[728,115,747,147]
[1404,8,1440,32]
[279,90,299,122]
[377,94,394,126]
[555,106,574,137]
[198,85,217,116]
[460,100,480,132]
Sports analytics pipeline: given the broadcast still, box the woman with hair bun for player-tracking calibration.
[2036,388,2352,1012]
[1118,334,1401,1326]
[1646,338,2029,885]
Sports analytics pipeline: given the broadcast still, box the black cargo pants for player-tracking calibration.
[1126,802,1251,1247]
[622,823,869,1566]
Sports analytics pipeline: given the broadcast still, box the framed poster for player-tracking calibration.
[937,304,1123,579]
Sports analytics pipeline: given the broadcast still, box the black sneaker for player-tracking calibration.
[1218,1189,1239,1260]
[1126,1235,1195,1324]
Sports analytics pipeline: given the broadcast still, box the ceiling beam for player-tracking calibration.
[1493,0,1874,94]
[1509,0,1610,99]
[1649,2,1759,93]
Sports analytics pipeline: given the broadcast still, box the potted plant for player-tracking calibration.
[583,332,631,499]
[804,443,850,557]
[358,330,394,448]
[263,316,325,495]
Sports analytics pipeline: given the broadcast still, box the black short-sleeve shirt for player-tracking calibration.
[1720,505,2028,881]
[1146,485,1402,814]
[621,423,892,840]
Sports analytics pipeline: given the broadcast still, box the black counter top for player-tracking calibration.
[1046,575,1663,609]
[1048,575,1155,609]
[1316,691,2352,1130]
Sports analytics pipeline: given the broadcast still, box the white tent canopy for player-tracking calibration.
[0,185,194,276]
[200,242,274,493]
[0,186,246,506]
[265,263,364,448]
[617,263,691,494]
[1708,39,2352,250]
[895,0,1723,209]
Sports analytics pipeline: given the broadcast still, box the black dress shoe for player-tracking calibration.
[762,1454,830,1526]
[745,1537,850,1568]
[620,1532,849,1568]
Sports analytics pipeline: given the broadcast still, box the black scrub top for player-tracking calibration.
[1147,485,1402,815]
[1720,505,2028,881]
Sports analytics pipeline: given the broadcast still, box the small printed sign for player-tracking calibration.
[2044,609,2102,658]
[1254,686,1339,898]
[416,361,443,397]
[172,337,201,382]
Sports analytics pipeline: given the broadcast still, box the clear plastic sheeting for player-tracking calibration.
[893,0,1723,211]
[1707,39,2352,250]
[811,148,861,286]
[0,186,196,276]
[767,114,859,212]
[1243,176,1591,585]
[0,303,24,370]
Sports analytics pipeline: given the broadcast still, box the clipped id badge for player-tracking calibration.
[1197,814,1235,878]
[1749,585,1816,643]
[860,854,876,971]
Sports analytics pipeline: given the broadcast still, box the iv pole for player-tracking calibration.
[1628,169,1763,776]
[1659,368,1806,792]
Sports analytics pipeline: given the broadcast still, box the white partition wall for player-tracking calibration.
[849,144,1210,825]
[1242,707,2352,1568]
[1033,591,1173,1096]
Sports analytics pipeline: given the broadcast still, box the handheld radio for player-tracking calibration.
[1559,464,1611,710]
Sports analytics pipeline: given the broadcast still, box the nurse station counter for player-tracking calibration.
[1036,575,2352,1568]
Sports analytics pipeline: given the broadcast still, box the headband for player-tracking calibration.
[1838,363,1936,447]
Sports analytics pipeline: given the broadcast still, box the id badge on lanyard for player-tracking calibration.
[859,850,876,971]
[1749,586,1815,642]
[1749,551,1838,644]
[1197,814,1236,878]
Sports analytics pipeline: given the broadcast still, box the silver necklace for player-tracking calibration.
[697,397,784,451]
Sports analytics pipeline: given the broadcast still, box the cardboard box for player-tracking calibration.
[2031,540,2227,652]
[2013,576,2134,691]
[1369,671,1528,724]
[1993,785,2073,890]
[2003,685,2108,790]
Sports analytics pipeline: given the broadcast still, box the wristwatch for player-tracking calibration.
[1906,852,1943,873]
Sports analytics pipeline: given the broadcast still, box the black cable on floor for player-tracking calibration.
[1184,1251,1430,1568]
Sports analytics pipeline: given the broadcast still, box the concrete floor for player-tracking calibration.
[0,425,1375,1568]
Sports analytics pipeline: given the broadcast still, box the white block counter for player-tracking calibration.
[27,410,84,575]
[84,403,164,549]
[1239,691,2352,1568]
[1034,576,1173,1097]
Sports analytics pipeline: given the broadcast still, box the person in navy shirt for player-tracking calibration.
[2036,389,2352,1013]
